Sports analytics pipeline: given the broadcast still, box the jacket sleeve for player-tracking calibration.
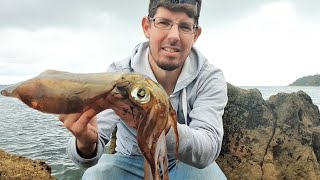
[165,66,228,169]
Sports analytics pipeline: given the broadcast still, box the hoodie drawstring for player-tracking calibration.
[182,88,188,125]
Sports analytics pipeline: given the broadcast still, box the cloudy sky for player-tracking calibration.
[0,0,319,86]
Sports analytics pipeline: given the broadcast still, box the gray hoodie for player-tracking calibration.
[67,41,228,169]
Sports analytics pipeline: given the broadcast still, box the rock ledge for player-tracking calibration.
[0,149,56,180]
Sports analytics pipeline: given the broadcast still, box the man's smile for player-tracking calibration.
[162,46,181,55]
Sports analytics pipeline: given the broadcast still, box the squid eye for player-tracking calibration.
[130,86,150,104]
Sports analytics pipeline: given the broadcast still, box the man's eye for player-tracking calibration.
[158,21,170,26]
[179,24,193,31]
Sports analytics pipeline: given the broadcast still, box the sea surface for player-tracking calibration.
[0,85,319,180]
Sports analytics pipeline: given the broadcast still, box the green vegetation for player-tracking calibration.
[289,74,320,86]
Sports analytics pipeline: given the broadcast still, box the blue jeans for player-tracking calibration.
[82,153,227,180]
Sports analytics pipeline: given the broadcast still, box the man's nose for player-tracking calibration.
[167,24,180,42]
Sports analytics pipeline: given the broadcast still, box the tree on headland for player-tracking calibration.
[289,74,320,86]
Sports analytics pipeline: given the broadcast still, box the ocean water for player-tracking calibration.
[0,85,85,180]
[0,85,319,179]
[240,86,320,107]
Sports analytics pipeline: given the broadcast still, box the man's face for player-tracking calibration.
[142,7,201,71]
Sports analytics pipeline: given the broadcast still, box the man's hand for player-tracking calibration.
[59,108,98,158]
[58,93,143,157]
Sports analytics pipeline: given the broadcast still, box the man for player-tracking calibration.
[59,0,228,179]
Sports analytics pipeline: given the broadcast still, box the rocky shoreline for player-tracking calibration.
[0,149,56,180]
[1,84,319,179]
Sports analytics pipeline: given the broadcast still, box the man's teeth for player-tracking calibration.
[163,48,178,52]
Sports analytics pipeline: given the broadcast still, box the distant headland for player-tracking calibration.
[289,74,320,86]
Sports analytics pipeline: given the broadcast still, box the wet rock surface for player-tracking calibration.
[0,149,56,180]
[217,83,320,180]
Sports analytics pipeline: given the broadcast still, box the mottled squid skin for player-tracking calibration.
[1,70,179,180]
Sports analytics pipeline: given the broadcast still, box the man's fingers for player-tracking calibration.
[59,113,82,129]
[73,108,97,130]
[59,113,81,122]
[58,114,67,122]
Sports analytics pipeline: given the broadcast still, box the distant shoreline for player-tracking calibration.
[289,74,320,86]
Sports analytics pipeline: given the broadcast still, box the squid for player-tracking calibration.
[1,70,179,180]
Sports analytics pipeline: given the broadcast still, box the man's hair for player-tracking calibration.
[148,0,202,26]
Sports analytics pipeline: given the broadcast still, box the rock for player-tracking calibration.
[217,83,320,179]
[0,149,56,180]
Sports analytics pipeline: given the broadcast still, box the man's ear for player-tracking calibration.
[142,16,151,39]
[193,26,202,43]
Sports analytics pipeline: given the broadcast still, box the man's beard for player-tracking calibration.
[156,60,179,71]
[149,48,180,71]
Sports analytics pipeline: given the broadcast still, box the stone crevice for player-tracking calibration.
[261,106,278,180]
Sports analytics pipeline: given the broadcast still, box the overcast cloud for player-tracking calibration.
[0,0,319,86]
